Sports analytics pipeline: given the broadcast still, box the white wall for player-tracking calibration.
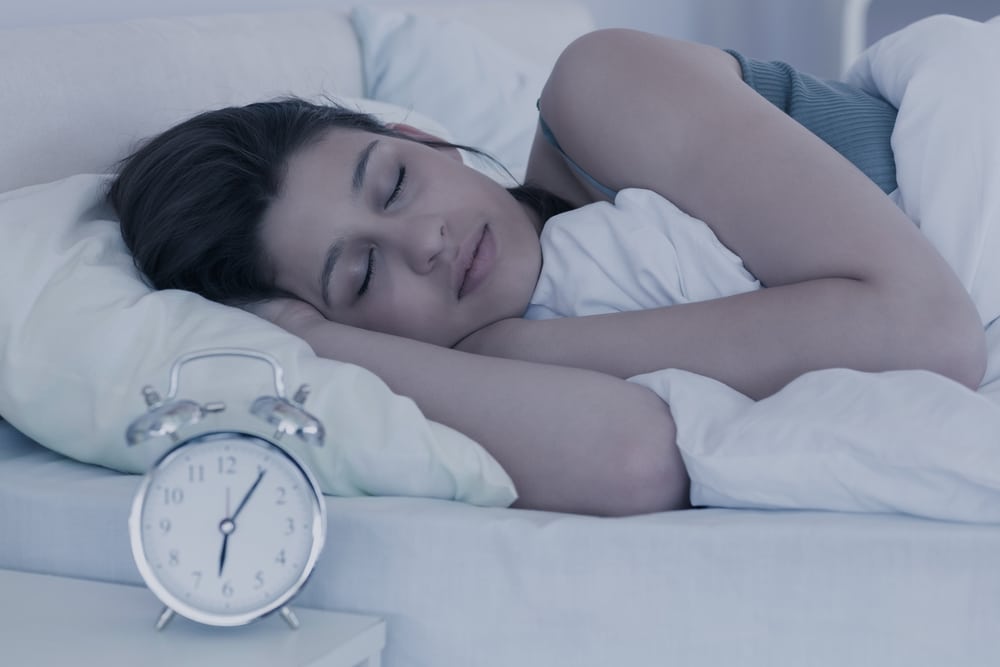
[1,0,997,79]
[578,0,853,78]
[867,0,998,42]
[577,0,998,79]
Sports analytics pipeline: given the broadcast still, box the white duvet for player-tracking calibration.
[527,15,1000,523]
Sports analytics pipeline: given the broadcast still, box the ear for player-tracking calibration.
[389,122,463,162]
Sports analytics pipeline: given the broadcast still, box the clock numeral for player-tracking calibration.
[187,464,205,483]
[284,517,295,535]
[168,549,180,567]
[253,571,265,590]
[191,571,202,589]
[218,455,237,475]
[222,581,234,598]
[275,549,286,565]
[275,486,287,506]
[162,487,184,505]
[159,518,171,535]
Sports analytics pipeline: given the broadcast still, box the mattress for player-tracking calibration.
[1,419,997,666]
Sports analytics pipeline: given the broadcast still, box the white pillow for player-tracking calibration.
[0,101,517,508]
[351,6,547,179]
[326,95,456,142]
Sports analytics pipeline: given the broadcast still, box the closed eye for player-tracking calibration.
[358,247,376,297]
[385,165,406,208]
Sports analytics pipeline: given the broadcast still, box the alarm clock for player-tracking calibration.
[125,348,327,631]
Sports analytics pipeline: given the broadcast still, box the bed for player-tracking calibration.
[1,2,999,665]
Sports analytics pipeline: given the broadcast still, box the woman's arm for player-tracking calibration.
[249,299,688,516]
[502,29,986,398]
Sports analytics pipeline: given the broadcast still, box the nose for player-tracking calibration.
[397,214,448,275]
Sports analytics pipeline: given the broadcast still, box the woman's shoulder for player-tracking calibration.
[540,28,740,119]
[525,29,742,207]
[524,31,675,206]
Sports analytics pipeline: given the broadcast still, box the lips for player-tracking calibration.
[456,225,495,299]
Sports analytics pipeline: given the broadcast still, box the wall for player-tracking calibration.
[578,0,998,79]
[578,0,853,78]
[1,0,997,79]
[866,0,998,42]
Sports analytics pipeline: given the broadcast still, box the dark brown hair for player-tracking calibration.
[108,98,571,305]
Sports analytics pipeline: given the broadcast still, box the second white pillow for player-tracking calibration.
[351,6,546,178]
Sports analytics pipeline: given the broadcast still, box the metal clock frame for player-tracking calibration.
[125,348,328,630]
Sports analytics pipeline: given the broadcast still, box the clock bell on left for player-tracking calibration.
[125,348,327,631]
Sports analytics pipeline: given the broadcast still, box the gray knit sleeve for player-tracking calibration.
[727,49,899,194]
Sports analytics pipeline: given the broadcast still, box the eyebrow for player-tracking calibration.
[352,139,379,194]
[320,139,379,306]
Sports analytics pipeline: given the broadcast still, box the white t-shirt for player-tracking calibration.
[525,188,760,320]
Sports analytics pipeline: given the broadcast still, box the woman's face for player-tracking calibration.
[261,127,543,347]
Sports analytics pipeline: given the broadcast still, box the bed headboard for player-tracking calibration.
[0,1,594,193]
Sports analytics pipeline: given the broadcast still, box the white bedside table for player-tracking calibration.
[0,568,385,667]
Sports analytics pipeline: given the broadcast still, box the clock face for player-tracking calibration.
[130,432,325,625]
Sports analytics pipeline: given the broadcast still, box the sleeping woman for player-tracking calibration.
[108,29,987,517]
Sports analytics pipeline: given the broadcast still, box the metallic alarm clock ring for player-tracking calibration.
[125,348,327,631]
[126,347,325,447]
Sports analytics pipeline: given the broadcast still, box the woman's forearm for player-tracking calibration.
[296,317,688,516]
[486,275,985,400]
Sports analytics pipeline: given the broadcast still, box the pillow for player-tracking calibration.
[0,100,518,508]
[326,95,456,142]
[351,6,548,180]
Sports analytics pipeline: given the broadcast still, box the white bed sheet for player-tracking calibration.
[2,420,997,667]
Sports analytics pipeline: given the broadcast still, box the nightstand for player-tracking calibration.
[0,568,385,666]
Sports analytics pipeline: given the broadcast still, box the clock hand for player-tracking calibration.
[218,533,229,577]
[231,469,267,522]
[217,470,266,577]
[218,486,232,577]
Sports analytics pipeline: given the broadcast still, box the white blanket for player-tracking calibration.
[532,15,1000,523]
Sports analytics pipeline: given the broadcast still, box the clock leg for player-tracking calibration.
[279,605,300,630]
[154,606,175,631]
